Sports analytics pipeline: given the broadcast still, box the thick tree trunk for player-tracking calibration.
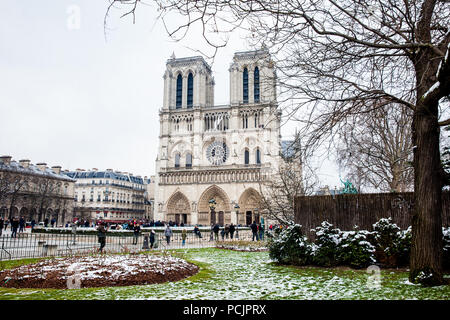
[409,99,444,285]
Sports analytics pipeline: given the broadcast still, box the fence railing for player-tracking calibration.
[0,228,256,261]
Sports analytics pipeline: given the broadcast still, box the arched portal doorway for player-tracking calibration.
[238,188,263,226]
[166,191,191,225]
[198,185,231,226]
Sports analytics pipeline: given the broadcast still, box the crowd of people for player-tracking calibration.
[0,216,30,238]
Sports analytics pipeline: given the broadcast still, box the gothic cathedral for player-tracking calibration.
[154,49,283,226]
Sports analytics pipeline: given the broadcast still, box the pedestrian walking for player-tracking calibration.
[44,218,49,228]
[11,217,19,238]
[258,223,265,241]
[150,229,156,249]
[193,225,202,238]
[229,223,235,240]
[213,223,220,241]
[220,227,225,241]
[0,218,3,237]
[4,219,8,231]
[133,223,141,245]
[251,221,259,241]
[224,224,230,239]
[19,216,25,233]
[164,224,173,245]
[31,219,36,230]
[181,228,187,246]
[97,222,108,253]
[51,218,56,228]
[71,221,77,245]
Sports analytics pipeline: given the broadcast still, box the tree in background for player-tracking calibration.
[258,135,319,225]
[336,104,414,193]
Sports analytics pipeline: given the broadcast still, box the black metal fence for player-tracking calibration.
[0,228,256,261]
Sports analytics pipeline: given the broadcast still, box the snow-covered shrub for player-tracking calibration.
[338,228,376,269]
[395,226,412,266]
[371,218,412,266]
[268,224,312,266]
[311,221,342,267]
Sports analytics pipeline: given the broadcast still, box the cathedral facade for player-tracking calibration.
[154,49,282,226]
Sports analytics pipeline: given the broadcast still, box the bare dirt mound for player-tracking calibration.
[0,253,199,289]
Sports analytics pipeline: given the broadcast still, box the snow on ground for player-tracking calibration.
[0,249,449,300]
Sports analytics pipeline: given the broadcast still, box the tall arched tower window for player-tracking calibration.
[175,153,181,168]
[186,153,192,168]
[243,67,249,104]
[187,72,194,108]
[176,74,182,108]
[244,149,250,165]
[254,67,260,103]
[256,148,261,164]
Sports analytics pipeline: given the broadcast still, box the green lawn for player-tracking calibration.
[0,248,449,300]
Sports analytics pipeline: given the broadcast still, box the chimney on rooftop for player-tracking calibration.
[19,159,31,168]
[36,163,47,171]
[106,169,113,172]
[0,156,12,166]
[51,166,62,175]
[92,168,98,171]
[76,168,83,172]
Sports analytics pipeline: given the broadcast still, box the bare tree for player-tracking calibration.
[336,104,414,192]
[0,171,29,219]
[258,135,319,225]
[28,176,60,223]
[108,0,450,284]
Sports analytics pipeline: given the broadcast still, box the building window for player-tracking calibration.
[242,113,248,129]
[254,110,261,128]
[244,149,249,165]
[243,67,249,104]
[175,153,180,168]
[254,67,260,103]
[187,72,193,108]
[176,74,182,108]
[256,148,261,164]
[186,153,192,168]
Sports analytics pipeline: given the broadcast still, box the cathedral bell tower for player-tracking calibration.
[162,55,215,110]
[229,48,276,106]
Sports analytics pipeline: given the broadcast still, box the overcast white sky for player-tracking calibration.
[0,1,340,188]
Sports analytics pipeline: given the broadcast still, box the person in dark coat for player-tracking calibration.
[164,225,173,245]
[44,218,49,228]
[213,223,220,241]
[251,221,259,241]
[229,223,235,240]
[19,217,25,233]
[150,229,156,249]
[193,225,202,238]
[0,218,4,237]
[258,223,265,241]
[11,218,19,238]
[132,223,141,245]
[97,223,108,253]
[224,224,230,239]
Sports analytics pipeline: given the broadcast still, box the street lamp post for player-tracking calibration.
[209,198,216,225]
